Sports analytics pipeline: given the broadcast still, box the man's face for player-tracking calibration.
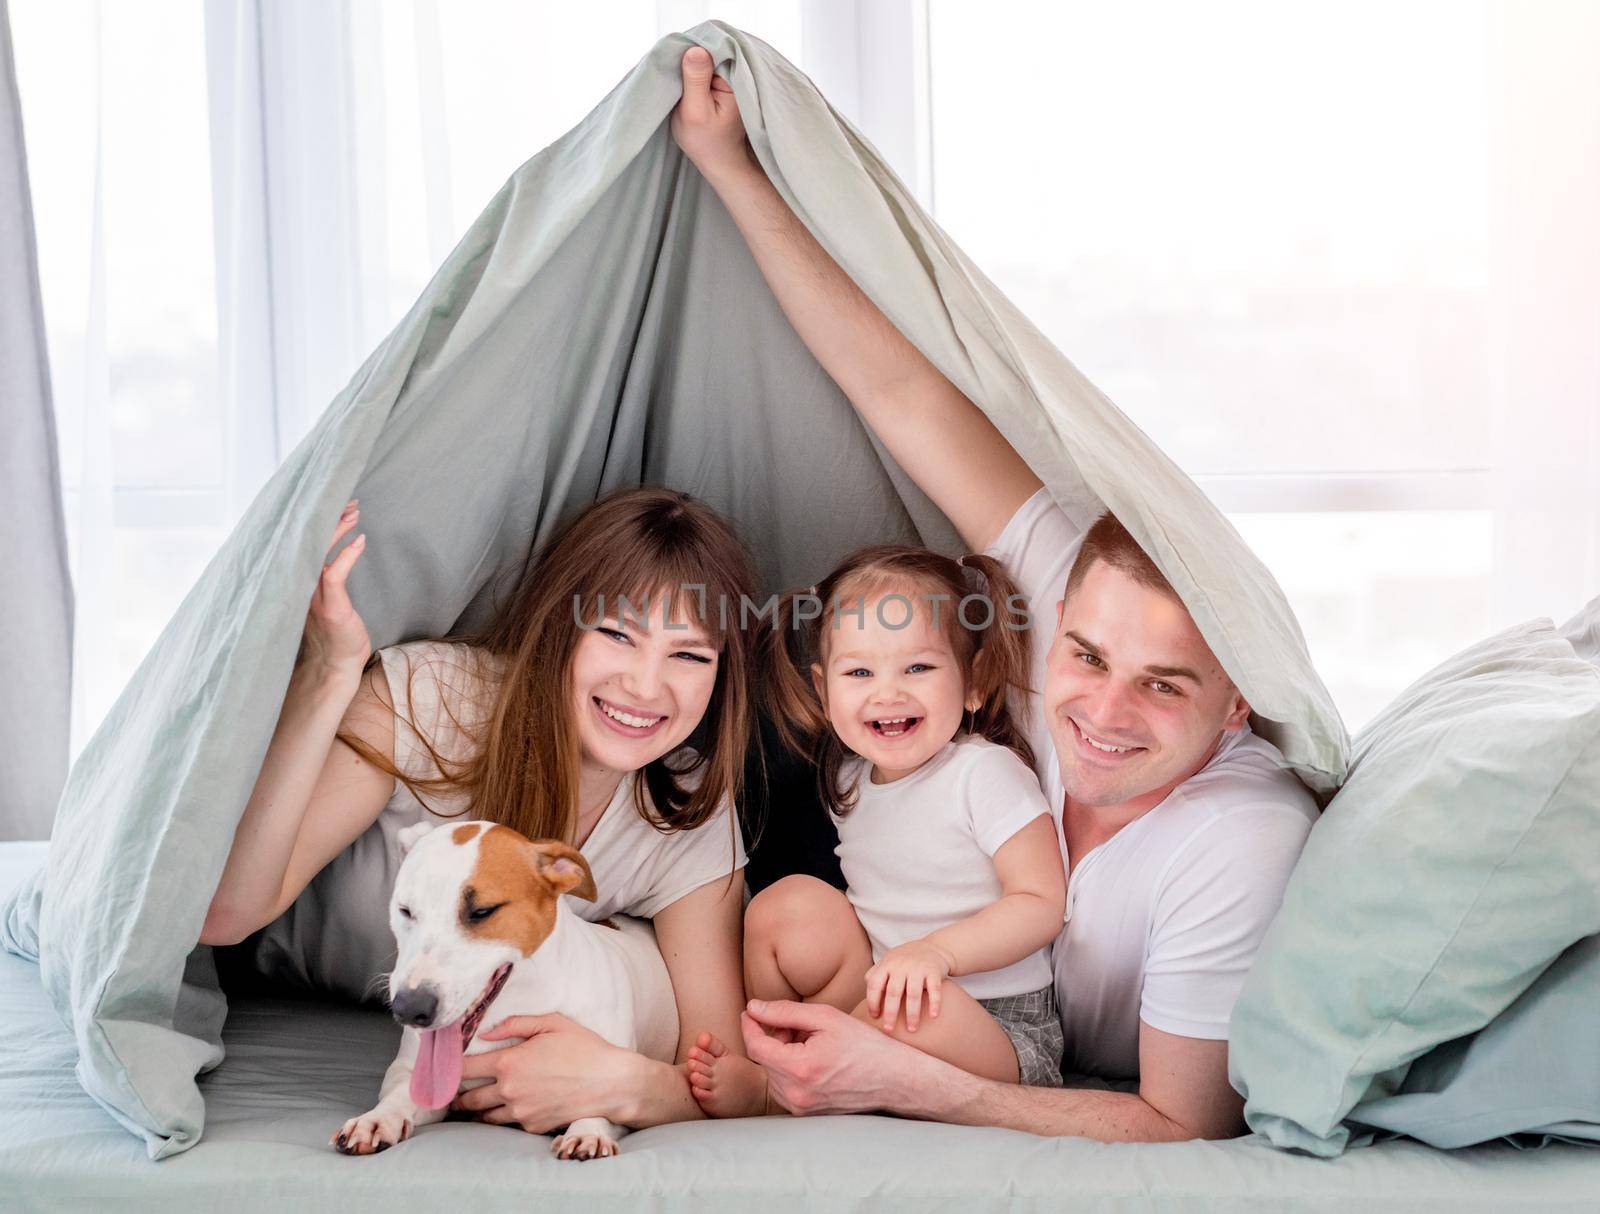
[1043,561,1250,810]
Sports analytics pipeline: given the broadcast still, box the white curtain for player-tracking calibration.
[15,0,222,757]
[0,0,72,841]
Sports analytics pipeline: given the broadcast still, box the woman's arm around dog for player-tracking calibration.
[450,870,752,1131]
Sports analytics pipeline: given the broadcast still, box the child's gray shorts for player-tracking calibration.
[977,984,1065,1088]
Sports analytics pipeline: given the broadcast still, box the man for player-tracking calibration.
[671,47,1316,1142]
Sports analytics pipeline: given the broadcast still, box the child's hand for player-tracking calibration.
[864,940,957,1033]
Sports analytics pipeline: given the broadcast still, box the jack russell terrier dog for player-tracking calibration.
[332,819,678,1160]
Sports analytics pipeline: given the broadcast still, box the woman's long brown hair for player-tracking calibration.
[338,487,758,844]
[761,545,1035,816]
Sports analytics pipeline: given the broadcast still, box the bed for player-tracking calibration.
[2,842,1596,1212]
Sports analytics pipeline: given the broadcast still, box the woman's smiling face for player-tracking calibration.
[568,589,721,777]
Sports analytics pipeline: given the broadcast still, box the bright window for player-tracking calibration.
[927,0,1597,727]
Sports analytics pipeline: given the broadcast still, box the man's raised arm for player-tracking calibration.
[671,47,1041,552]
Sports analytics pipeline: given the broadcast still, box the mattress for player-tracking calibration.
[1,841,1596,1212]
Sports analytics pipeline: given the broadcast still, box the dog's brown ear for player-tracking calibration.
[528,841,598,902]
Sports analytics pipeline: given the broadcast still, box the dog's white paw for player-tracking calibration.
[550,1130,619,1161]
[332,1108,413,1156]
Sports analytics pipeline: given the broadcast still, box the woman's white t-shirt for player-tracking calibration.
[831,735,1055,1001]
[246,639,746,1004]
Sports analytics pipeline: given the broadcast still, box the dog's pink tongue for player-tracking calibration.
[410,1018,465,1109]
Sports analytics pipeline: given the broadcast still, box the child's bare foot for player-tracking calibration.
[686,1031,780,1118]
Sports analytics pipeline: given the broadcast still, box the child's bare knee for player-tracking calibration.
[746,875,844,942]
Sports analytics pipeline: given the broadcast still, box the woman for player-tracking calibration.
[201,486,758,1133]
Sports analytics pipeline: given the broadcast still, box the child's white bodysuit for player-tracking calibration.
[831,735,1054,1000]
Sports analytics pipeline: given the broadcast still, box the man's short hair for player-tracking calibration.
[1063,510,1180,603]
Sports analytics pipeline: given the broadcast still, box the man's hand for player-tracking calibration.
[739,999,1248,1141]
[670,46,754,182]
[864,939,956,1032]
[739,998,939,1116]
[451,1013,641,1133]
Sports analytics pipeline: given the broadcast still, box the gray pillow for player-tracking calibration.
[1340,595,1600,1148]
[1349,933,1600,1148]
[1229,618,1600,1156]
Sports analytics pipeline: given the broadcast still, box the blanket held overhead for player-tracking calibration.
[0,21,1347,1157]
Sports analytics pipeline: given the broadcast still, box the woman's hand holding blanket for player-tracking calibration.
[865,939,959,1033]
[297,499,371,678]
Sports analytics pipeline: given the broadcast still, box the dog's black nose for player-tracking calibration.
[391,985,440,1028]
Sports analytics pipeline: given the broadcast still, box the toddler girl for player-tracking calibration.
[688,545,1067,1116]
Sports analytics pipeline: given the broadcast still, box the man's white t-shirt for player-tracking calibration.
[831,735,1054,1001]
[987,489,1318,1079]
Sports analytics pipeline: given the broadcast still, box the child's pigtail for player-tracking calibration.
[759,582,864,817]
[759,588,830,759]
[957,553,1037,772]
